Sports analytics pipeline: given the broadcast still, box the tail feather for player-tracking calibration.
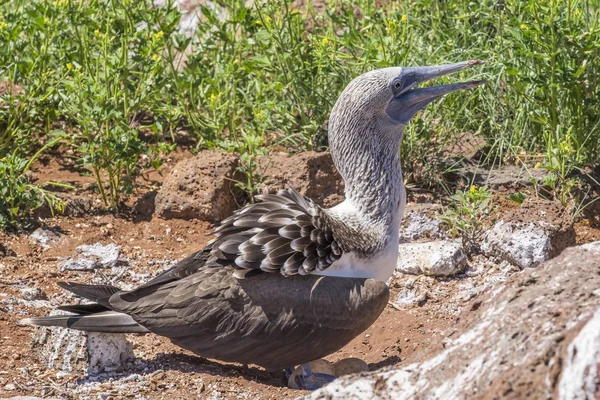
[57,303,110,314]
[21,282,149,334]
[57,282,120,308]
[21,311,149,334]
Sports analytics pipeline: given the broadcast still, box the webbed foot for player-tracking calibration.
[287,360,337,390]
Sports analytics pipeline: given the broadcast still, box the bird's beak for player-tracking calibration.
[387,60,487,124]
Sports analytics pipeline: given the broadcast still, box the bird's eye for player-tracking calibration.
[394,81,402,89]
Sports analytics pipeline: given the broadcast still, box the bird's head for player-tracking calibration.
[328,61,486,217]
[329,60,486,143]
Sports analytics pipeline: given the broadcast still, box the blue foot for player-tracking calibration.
[294,363,336,390]
[284,367,294,379]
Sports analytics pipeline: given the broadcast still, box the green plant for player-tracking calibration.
[0,132,70,229]
[442,185,493,253]
[506,191,527,205]
[54,0,180,207]
[1,0,599,227]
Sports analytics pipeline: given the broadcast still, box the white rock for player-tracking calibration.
[559,308,600,400]
[87,332,134,374]
[19,287,45,301]
[29,227,62,249]
[393,289,428,307]
[481,220,551,268]
[396,240,466,276]
[60,243,121,271]
[400,212,444,243]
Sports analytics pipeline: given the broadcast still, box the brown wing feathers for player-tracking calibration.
[210,189,342,276]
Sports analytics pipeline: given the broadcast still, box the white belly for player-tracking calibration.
[313,228,400,281]
[316,190,405,281]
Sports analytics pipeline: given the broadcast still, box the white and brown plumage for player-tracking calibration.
[23,61,485,376]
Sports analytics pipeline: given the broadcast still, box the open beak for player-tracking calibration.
[387,60,487,124]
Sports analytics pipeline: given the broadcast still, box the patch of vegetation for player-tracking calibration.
[442,185,493,253]
[0,0,599,227]
[0,133,70,229]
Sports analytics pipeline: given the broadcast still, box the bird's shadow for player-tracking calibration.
[74,352,287,387]
[368,355,401,371]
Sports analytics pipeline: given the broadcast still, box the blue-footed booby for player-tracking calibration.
[22,60,485,389]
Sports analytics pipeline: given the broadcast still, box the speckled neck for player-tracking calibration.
[328,106,405,228]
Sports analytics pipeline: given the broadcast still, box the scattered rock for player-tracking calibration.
[257,151,344,208]
[396,241,466,276]
[60,243,121,271]
[393,289,428,307]
[19,287,46,301]
[482,198,576,268]
[155,151,243,221]
[305,241,600,400]
[400,212,444,243]
[29,227,62,249]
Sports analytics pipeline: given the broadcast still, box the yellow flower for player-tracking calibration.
[256,19,262,25]
[469,185,477,195]
[265,15,271,23]
[154,31,164,39]
[94,29,100,36]
[44,17,49,23]
[254,110,264,119]
[401,14,407,22]
[377,45,383,51]
[0,22,7,30]
[520,24,527,30]
[66,63,72,70]
[210,93,217,102]
[152,53,159,61]
[322,37,328,45]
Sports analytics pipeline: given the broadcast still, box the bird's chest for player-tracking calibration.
[315,227,400,281]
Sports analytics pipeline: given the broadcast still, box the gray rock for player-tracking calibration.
[400,212,444,243]
[29,227,62,249]
[396,241,466,276]
[154,151,243,221]
[481,198,576,269]
[60,243,121,271]
[305,242,600,400]
[481,220,551,268]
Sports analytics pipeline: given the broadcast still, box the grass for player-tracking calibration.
[0,0,599,228]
